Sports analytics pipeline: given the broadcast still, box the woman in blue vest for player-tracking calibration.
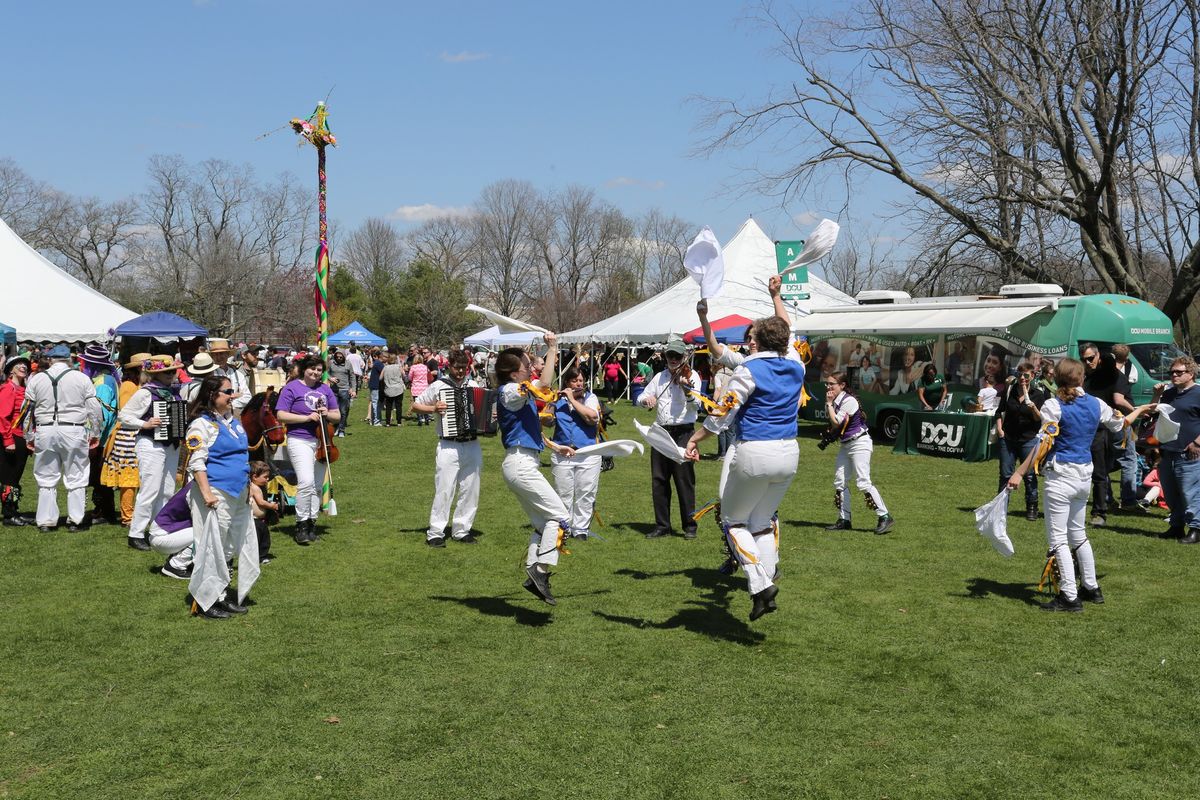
[496,333,570,606]
[546,367,602,540]
[1008,358,1150,612]
[685,315,805,622]
[183,375,259,620]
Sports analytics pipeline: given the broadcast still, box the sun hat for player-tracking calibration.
[144,355,182,374]
[79,343,114,366]
[46,344,72,359]
[207,338,233,354]
[124,352,153,369]
[3,357,31,376]
[187,353,219,377]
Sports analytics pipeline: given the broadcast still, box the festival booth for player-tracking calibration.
[684,315,754,345]
[329,320,386,348]
[0,215,137,343]
[113,311,209,367]
[464,325,545,349]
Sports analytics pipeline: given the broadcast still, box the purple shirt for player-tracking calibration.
[277,379,339,440]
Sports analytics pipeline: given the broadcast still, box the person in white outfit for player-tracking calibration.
[118,356,186,550]
[685,315,805,621]
[148,482,195,580]
[545,367,602,540]
[411,349,484,547]
[207,338,252,414]
[822,371,895,534]
[496,334,571,605]
[1007,358,1150,612]
[23,344,103,531]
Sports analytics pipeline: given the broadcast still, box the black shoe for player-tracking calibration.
[716,558,737,576]
[293,522,311,546]
[1165,525,1185,540]
[1078,584,1105,604]
[645,527,671,539]
[217,598,249,615]
[824,519,851,531]
[66,519,90,533]
[161,561,192,580]
[127,536,150,550]
[749,585,779,621]
[524,565,556,605]
[452,533,478,544]
[426,536,446,548]
[1025,507,1038,522]
[2,515,30,527]
[193,602,231,620]
[1039,593,1083,613]
[1181,528,1200,545]
[39,525,57,533]
[683,527,698,540]
[874,515,895,535]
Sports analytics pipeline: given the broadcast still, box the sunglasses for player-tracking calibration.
[218,388,236,396]
[1084,355,1098,362]
[1169,369,1191,376]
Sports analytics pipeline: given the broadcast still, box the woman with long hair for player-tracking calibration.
[275,355,340,545]
[1007,358,1150,611]
[546,366,602,540]
[0,356,32,526]
[684,314,805,621]
[183,374,258,619]
[823,371,895,535]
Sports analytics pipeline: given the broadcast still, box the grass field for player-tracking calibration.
[1,397,1197,799]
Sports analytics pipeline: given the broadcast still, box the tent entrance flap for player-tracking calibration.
[799,304,1047,336]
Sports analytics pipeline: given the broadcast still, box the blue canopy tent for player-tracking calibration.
[114,311,208,338]
[328,321,386,347]
[691,323,752,346]
[0,321,15,347]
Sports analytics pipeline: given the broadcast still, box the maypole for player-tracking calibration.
[289,102,337,365]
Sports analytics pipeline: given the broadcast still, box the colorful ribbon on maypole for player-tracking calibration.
[290,102,337,367]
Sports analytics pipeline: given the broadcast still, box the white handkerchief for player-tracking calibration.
[634,418,688,463]
[465,304,549,335]
[973,490,1014,557]
[1154,404,1179,444]
[683,226,725,299]
[787,219,840,269]
[572,439,645,458]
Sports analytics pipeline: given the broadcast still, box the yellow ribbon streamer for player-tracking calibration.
[1032,421,1059,475]
[519,381,557,403]
[690,390,740,417]
[793,339,812,364]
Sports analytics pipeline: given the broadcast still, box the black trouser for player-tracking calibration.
[382,393,403,424]
[88,445,117,523]
[650,423,697,532]
[255,518,271,556]
[1090,427,1114,515]
[1,437,30,512]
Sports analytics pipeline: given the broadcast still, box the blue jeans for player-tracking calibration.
[997,435,1038,508]
[1159,452,1200,532]
[369,389,381,424]
[717,427,735,457]
[1118,432,1139,506]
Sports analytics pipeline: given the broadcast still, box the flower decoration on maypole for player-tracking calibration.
[290,101,337,365]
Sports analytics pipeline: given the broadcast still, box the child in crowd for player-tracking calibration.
[248,461,278,563]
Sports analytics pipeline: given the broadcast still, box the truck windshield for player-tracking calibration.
[1129,343,1189,381]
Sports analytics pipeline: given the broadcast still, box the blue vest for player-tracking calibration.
[1052,394,1101,465]
[202,414,250,495]
[552,394,598,449]
[735,356,805,442]
[498,385,544,450]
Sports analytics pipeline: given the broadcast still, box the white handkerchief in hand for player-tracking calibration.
[787,219,840,268]
[465,304,549,335]
[571,439,645,458]
[634,419,688,463]
[683,226,725,300]
[1154,404,1179,444]
[974,490,1014,557]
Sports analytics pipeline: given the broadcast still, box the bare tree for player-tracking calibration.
[0,158,57,246]
[638,210,691,295]
[702,0,1200,326]
[40,196,142,291]
[342,217,406,295]
[820,227,901,297]
[473,179,541,316]
[406,214,476,280]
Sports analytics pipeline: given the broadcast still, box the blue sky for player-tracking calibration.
[7,0,899,249]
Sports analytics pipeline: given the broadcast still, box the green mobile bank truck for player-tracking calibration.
[795,283,1185,440]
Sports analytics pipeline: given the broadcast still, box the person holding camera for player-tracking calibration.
[996,362,1049,520]
[822,371,894,534]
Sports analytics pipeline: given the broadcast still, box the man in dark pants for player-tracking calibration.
[636,337,701,538]
[1081,343,1132,527]
[995,362,1049,520]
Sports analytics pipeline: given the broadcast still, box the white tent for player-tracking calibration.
[463,325,543,348]
[0,216,137,342]
[560,218,856,344]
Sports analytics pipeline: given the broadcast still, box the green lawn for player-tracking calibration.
[1,397,1197,799]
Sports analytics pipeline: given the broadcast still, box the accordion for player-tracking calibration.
[152,399,188,444]
[438,386,497,441]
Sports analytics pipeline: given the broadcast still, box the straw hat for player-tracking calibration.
[144,356,182,374]
[207,338,233,354]
[187,352,218,377]
[124,352,153,369]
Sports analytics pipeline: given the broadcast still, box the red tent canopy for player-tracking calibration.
[681,314,755,344]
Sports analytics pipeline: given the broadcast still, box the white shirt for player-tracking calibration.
[119,381,177,430]
[216,365,251,412]
[977,386,1000,414]
[417,376,482,431]
[703,348,804,435]
[828,391,861,427]
[24,362,102,429]
[638,369,701,426]
[345,352,365,377]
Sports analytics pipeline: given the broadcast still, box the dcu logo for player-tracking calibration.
[920,422,964,447]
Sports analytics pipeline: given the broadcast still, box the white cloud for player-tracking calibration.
[387,204,475,223]
[440,50,490,64]
[605,176,666,190]
[791,210,821,227]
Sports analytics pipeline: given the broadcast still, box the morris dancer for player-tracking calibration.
[411,349,484,547]
[118,356,185,551]
[495,334,571,605]
[545,367,602,541]
[822,371,895,534]
[685,315,805,621]
[1007,358,1150,612]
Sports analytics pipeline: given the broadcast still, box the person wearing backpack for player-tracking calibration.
[22,344,103,532]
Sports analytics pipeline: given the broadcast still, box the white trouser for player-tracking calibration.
[428,440,482,539]
[721,439,798,595]
[833,435,888,520]
[148,522,194,570]
[502,447,569,568]
[129,437,180,539]
[286,436,326,522]
[1043,461,1097,601]
[33,424,91,527]
[718,441,738,497]
[551,452,602,535]
[187,483,260,611]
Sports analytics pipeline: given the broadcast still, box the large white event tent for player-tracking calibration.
[0,216,137,342]
[559,218,856,344]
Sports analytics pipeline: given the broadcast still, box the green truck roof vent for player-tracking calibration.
[855,290,912,305]
[998,283,1064,298]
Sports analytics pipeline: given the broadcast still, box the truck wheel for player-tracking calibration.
[878,410,904,442]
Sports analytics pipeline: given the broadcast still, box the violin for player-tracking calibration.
[671,362,693,385]
[315,403,340,464]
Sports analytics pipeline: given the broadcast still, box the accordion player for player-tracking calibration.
[437,386,497,441]
[151,399,188,444]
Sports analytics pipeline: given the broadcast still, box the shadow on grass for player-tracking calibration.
[960,577,1043,607]
[783,519,838,530]
[597,567,763,645]
[610,521,659,535]
[430,595,552,627]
